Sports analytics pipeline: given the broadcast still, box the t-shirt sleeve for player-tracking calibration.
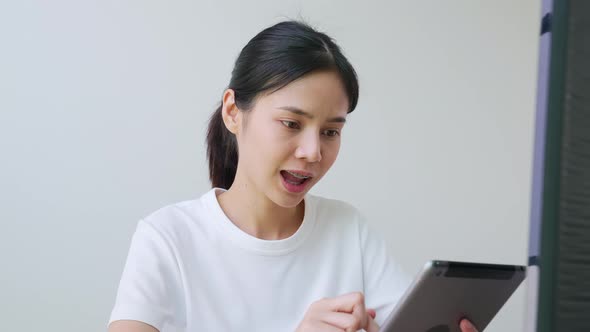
[108,219,186,332]
[358,212,412,327]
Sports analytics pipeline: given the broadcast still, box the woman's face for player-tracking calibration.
[227,70,350,208]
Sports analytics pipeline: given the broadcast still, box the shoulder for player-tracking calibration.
[135,189,218,243]
[307,193,368,234]
[310,193,358,213]
[307,193,390,248]
[309,193,361,218]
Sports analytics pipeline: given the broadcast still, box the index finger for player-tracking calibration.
[318,292,367,314]
[366,313,380,332]
[317,292,368,330]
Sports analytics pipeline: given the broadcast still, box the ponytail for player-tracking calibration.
[206,104,238,189]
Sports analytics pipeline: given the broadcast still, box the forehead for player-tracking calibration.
[255,70,350,117]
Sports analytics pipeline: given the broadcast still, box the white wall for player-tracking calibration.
[0,0,540,331]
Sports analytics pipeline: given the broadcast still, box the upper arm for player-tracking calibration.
[108,220,186,330]
[108,320,159,332]
[357,212,412,326]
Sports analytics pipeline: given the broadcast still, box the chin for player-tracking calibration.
[271,189,306,209]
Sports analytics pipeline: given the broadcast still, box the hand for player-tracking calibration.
[295,292,379,332]
[459,318,479,332]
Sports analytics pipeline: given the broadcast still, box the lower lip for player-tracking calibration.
[280,172,311,193]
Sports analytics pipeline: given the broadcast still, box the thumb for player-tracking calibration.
[460,318,479,332]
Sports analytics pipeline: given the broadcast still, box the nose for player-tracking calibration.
[294,131,322,163]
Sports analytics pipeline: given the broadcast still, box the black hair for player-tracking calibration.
[206,20,359,189]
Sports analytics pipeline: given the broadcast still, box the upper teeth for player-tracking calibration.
[287,171,310,179]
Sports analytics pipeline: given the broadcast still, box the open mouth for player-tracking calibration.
[280,170,312,193]
[281,170,311,184]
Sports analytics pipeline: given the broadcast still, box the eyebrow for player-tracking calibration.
[277,106,347,123]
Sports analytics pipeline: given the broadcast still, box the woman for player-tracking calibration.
[108,21,479,332]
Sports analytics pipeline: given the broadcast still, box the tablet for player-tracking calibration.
[380,260,526,332]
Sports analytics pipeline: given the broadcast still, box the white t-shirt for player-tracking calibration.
[109,188,410,331]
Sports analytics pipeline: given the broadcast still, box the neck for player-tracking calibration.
[216,179,304,240]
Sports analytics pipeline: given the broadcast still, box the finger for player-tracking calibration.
[351,297,367,329]
[365,313,380,332]
[366,309,376,319]
[459,318,479,332]
[318,292,367,314]
[315,321,345,332]
[319,311,360,331]
[313,292,368,331]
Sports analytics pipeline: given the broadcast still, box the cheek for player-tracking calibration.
[242,122,272,151]
[244,127,291,169]
[254,120,289,145]
[321,141,341,167]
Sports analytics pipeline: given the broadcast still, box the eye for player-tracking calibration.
[281,120,300,129]
[323,129,340,137]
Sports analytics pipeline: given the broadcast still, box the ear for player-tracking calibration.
[221,89,242,135]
